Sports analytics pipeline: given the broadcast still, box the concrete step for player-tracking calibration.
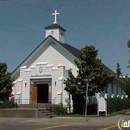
[18,103,51,109]
[0,109,57,118]
[37,109,57,118]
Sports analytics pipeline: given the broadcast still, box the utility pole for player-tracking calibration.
[84,79,92,122]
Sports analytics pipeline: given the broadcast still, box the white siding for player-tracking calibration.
[45,29,59,41]
[118,86,121,96]
[12,37,127,106]
[13,42,78,105]
[45,28,65,43]
[51,67,64,104]
[19,67,31,104]
[107,83,111,97]
[30,44,78,76]
[113,83,117,96]
[59,29,65,43]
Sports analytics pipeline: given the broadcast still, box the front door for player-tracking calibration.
[37,84,49,103]
[30,83,37,103]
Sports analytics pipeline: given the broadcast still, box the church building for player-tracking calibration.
[11,10,126,108]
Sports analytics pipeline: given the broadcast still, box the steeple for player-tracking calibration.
[45,10,66,43]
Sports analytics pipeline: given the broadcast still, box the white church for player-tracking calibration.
[11,10,126,107]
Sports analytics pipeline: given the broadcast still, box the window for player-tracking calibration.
[51,31,54,35]
[121,88,123,95]
[60,32,63,38]
[111,82,113,94]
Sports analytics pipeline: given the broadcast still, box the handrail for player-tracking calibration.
[14,99,53,110]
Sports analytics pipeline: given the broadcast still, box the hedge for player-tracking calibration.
[107,97,130,113]
[83,98,130,114]
[0,100,17,109]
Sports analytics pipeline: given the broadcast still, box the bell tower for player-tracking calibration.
[45,10,66,43]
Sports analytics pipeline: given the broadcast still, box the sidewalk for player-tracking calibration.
[0,115,129,126]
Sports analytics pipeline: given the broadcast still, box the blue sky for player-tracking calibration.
[0,0,130,75]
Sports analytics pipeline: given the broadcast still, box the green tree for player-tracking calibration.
[127,39,130,49]
[116,63,122,77]
[127,40,130,67]
[0,63,13,100]
[64,45,115,113]
[121,77,130,98]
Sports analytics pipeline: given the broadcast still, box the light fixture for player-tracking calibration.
[125,95,128,98]
[104,93,108,99]
[117,95,120,98]
[121,95,124,99]
[111,94,114,98]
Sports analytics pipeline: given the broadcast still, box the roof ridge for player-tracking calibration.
[11,35,116,78]
[45,23,66,31]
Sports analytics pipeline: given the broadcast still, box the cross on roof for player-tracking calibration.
[52,10,60,24]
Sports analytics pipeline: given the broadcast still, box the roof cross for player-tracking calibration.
[52,10,60,24]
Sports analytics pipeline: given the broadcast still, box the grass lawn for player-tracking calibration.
[63,109,130,117]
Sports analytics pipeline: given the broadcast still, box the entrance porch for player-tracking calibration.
[30,78,52,104]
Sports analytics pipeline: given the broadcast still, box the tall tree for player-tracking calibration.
[116,63,122,77]
[64,45,115,113]
[127,40,130,67]
[0,63,13,100]
[127,39,130,49]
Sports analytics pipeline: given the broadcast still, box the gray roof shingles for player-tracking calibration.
[45,24,66,31]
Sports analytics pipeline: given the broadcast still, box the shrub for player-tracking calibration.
[51,103,67,115]
[84,98,130,115]
[0,99,17,109]
[107,97,130,113]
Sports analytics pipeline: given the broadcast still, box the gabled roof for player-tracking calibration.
[11,35,116,78]
[52,36,116,76]
[45,24,66,31]
[60,43,116,75]
[11,36,50,76]
[59,43,80,58]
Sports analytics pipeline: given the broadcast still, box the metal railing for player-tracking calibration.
[14,99,52,110]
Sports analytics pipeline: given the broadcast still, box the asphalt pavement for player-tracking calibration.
[0,114,129,130]
[0,123,109,130]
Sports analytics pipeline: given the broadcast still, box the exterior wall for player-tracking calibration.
[45,29,59,41]
[59,29,65,43]
[12,43,78,106]
[11,38,128,107]
[118,86,121,96]
[45,29,65,43]
[30,44,78,76]
[107,83,111,97]
[89,81,127,105]
[21,69,31,104]
[113,83,117,97]
[123,90,126,96]
[51,66,64,104]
